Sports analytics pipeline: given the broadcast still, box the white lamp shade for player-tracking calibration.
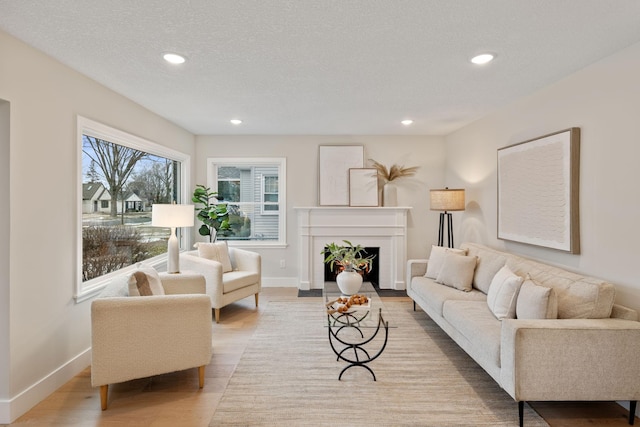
[151,204,195,227]
[430,189,465,211]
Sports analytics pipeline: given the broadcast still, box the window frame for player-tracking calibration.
[261,174,279,215]
[207,157,287,248]
[76,116,191,302]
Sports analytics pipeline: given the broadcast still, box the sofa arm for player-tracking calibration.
[91,294,212,387]
[230,247,261,275]
[500,318,640,402]
[407,259,428,279]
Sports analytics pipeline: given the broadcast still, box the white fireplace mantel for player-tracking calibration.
[294,207,411,290]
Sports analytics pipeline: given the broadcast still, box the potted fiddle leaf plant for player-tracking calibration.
[323,240,376,295]
[192,184,231,242]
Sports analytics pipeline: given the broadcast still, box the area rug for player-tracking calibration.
[209,300,548,426]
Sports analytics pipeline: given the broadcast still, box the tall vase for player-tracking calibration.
[383,182,397,207]
[336,270,363,295]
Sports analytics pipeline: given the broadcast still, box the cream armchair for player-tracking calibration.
[91,272,212,410]
[180,247,261,323]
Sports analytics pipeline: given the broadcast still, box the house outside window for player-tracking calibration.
[77,116,191,301]
[262,175,278,214]
[207,158,286,247]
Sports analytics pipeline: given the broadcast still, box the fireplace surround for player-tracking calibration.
[295,207,410,290]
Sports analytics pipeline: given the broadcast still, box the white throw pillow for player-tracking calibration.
[127,267,164,296]
[196,241,233,273]
[516,278,558,319]
[435,253,477,292]
[486,265,524,320]
[424,245,467,279]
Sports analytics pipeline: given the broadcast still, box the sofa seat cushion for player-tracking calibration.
[223,271,260,293]
[410,276,486,317]
[443,300,502,368]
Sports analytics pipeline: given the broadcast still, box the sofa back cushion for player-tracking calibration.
[461,243,616,319]
[467,247,506,294]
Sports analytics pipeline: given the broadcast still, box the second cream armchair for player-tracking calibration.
[180,245,261,323]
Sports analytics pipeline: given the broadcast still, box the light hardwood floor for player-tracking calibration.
[4,288,636,426]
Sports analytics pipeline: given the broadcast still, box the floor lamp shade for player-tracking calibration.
[152,204,195,273]
[429,188,465,248]
[430,188,465,212]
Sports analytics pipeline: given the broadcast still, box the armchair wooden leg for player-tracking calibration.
[255,293,259,308]
[214,308,220,324]
[100,384,108,410]
[198,366,206,389]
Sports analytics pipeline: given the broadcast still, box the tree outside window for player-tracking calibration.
[78,117,189,300]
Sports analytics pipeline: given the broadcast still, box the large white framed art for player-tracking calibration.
[318,145,364,206]
[497,128,580,253]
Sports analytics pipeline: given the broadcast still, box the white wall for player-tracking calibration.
[0,31,195,422]
[195,135,446,284]
[445,40,640,312]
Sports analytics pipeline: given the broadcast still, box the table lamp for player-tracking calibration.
[430,188,465,248]
[152,203,194,273]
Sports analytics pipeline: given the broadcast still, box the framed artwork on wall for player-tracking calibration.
[349,168,379,207]
[318,145,364,206]
[497,127,580,253]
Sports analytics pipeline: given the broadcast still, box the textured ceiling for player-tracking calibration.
[2,1,640,135]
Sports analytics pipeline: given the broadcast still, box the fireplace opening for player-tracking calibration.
[323,246,380,287]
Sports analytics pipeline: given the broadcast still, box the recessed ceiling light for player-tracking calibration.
[401,119,414,126]
[163,53,186,64]
[230,119,242,125]
[470,53,495,65]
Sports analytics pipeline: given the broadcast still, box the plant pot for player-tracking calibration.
[336,270,363,295]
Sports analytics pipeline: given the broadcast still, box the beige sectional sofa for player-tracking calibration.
[407,242,640,426]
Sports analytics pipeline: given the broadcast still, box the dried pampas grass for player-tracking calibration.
[369,159,419,183]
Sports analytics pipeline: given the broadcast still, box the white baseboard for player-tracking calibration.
[0,348,91,424]
[261,277,298,287]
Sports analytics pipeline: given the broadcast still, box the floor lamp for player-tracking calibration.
[429,188,465,248]
[152,203,194,274]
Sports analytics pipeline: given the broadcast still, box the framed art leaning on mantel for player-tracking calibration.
[497,127,580,253]
[349,168,379,207]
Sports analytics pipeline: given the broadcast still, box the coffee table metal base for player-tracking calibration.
[327,308,389,381]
